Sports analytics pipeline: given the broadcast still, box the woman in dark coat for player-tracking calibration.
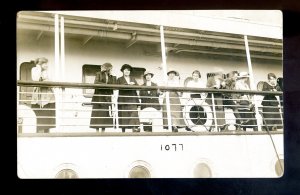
[139,71,161,111]
[90,63,117,132]
[261,73,282,131]
[140,71,161,132]
[117,64,140,132]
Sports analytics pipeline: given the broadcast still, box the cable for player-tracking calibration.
[259,110,283,173]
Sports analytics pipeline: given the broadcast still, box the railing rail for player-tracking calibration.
[17,80,282,95]
[17,80,283,134]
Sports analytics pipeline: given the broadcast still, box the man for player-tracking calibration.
[90,63,117,132]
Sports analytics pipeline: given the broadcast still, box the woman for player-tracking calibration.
[31,57,55,133]
[140,71,161,111]
[206,72,226,131]
[185,70,206,100]
[139,71,161,132]
[235,72,257,131]
[162,70,191,132]
[90,63,117,132]
[117,64,140,132]
[261,73,282,131]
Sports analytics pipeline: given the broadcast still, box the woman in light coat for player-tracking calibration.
[31,57,55,133]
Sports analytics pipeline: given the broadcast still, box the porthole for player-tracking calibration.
[193,162,212,178]
[127,160,152,178]
[275,159,284,177]
[55,169,78,178]
[129,165,151,178]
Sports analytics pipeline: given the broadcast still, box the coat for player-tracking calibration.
[90,71,117,128]
[116,76,140,127]
[91,71,117,104]
[139,82,161,110]
[261,82,282,128]
[116,76,139,105]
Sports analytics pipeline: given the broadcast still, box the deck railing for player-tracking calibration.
[17,80,283,134]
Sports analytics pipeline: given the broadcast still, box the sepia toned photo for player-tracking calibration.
[17,10,283,178]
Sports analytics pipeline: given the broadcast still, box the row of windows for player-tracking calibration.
[55,159,283,178]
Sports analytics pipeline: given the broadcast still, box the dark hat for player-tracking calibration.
[102,62,113,69]
[144,71,154,78]
[167,70,179,76]
[192,70,201,78]
[120,64,132,72]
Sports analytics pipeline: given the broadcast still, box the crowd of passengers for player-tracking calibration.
[29,58,283,133]
[89,63,283,133]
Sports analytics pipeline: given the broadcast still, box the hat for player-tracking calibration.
[237,72,249,79]
[120,64,132,72]
[207,72,223,79]
[35,57,48,64]
[144,71,154,78]
[102,63,113,69]
[192,70,201,78]
[167,70,179,76]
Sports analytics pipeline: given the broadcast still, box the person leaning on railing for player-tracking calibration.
[90,63,117,132]
[185,70,206,100]
[206,72,226,131]
[139,71,162,132]
[221,71,245,131]
[234,72,258,131]
[31,57,55,133]
[140,71,161,111]
[162,70,192,132]
[117,64,140,133]
[261,73,282,131]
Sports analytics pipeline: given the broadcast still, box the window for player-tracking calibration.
[275,159,284,177]
[19,61,36,104]
[193,162,212,178]
[55,169,78,178]
[82,64,101,98]
[129,165,151,178]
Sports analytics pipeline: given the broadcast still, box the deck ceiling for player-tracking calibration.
[17,11,282,61]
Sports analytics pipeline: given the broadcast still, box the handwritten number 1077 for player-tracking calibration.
[161,144,183,151]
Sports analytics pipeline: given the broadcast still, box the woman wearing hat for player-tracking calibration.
[31,57,55,133]
[235,72,257,131]
[206,72,226,131]
[162,70,190,132]
[139,71,161,132]
[117,64,140,132]
[140,71,161,111]
[261,73,282,131]
[90,63,117,132]
[222,71,244,131]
